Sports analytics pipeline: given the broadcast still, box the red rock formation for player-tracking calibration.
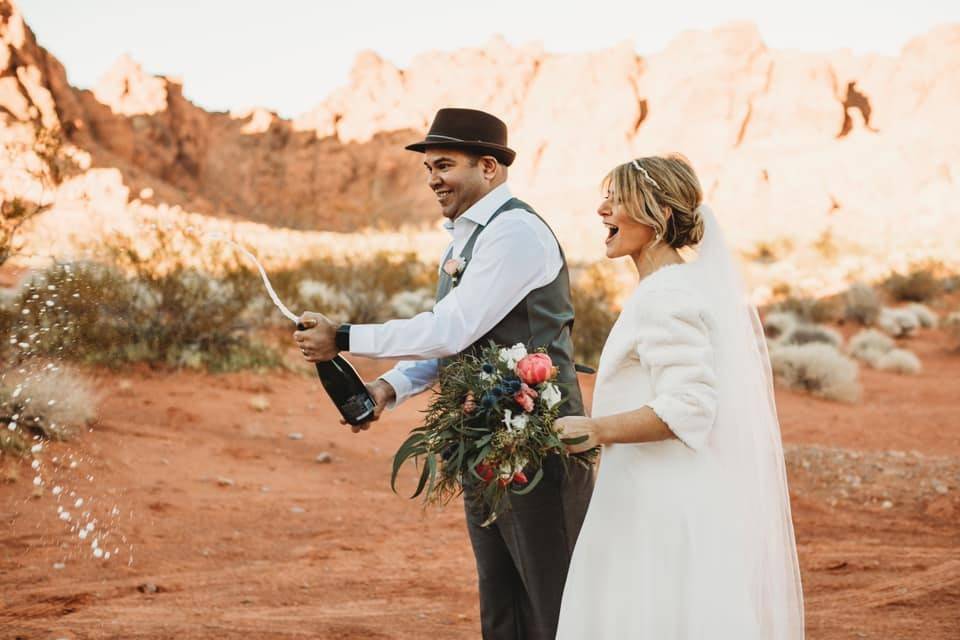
[2,0,958,284]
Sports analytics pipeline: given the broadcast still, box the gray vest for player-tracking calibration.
[436,197,584,418]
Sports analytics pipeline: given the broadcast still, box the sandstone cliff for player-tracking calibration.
[2,0,958,294]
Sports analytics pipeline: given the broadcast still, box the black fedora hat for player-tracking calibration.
[405,108,516,166]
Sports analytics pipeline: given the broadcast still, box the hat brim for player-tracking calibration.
[405,140,516,167]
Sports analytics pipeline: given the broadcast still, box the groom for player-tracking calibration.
[294,107,595,639]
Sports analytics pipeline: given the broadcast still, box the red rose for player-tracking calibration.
[475,463,495,483]
[512,471,529,486]
[516,353,553,385]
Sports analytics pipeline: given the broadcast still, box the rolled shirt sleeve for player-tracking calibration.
[637,289,718,450]
[377,359,439,409]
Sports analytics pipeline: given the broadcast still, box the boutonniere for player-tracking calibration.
[443,255,467,285]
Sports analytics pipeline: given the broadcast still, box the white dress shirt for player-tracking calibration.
[348,183,563,408]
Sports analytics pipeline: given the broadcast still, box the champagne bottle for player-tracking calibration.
[297,323,376,426]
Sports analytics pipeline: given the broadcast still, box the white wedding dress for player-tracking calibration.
[557,207,804,639]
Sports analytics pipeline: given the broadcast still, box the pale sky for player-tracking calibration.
[17,0,960,118]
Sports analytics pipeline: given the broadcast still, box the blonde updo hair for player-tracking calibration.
[603,154,704,250]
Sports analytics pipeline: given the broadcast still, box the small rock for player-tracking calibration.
[249,395,270,412]
[881,500,894,509]
[137,582,159,594]
[290,506,305,514]
[288,432,304,441]
[315,452,333,464]
[52,562,66,570]
[260,485,271,492]
[932,481,949,495]
[216,477,235,487]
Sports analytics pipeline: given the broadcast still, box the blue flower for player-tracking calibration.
[481,394,496,409]
[481,363,495,374]
[491,386,505,397]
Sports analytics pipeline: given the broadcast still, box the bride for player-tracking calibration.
[555,155,804,638]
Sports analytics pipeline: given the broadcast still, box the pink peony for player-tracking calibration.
[516,353,553,386]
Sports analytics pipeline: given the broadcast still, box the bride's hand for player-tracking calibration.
[555,416,602,454]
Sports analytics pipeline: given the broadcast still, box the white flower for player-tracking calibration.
[498,343,528,370]
[540,382,562,410]
[503,409,529,432]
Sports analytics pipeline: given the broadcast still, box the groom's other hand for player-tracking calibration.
[555,415,602,454]
[294,312,338,362]
[340,379,397,433]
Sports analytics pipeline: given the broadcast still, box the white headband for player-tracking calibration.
[631,159,660,189]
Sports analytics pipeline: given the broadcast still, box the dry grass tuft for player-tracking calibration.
[769,343,861,403]
[874,348,922,375]
[0,364,98,455]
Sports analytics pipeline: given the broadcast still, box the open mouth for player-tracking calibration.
[435,189,452,202]
[604,223,620,243]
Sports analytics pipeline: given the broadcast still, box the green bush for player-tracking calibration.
[270,251,437,324]
[3,261,280,372]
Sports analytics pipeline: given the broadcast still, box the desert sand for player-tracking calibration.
[1,325,958,639]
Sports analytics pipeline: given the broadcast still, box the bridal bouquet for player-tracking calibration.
[391,341,591,524]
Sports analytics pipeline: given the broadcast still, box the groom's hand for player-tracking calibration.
[340,379,396,433]
[294,311,338,362]
[555,416,601,454]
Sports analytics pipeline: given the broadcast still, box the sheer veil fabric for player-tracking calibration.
[690,204,804,637]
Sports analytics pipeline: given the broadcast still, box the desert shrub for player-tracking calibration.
[769,343,861,403]
[743,238,794,264]
[0,363,97,456]
[762,311,798,341]
[389,288,435,318]
[271,251,436,324]
[773,296,841,324]
[783,324,843,349]
[570,262,621,368]
[883,268,943,302]
[848,329,895,365]
[844,282,881,325]
[874,348,922,375]
[5,261,280,372]
[944,312,960,349]
[877,307,919,338]
[905,303,938,329]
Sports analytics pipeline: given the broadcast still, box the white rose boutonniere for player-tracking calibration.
[442,255,467,285]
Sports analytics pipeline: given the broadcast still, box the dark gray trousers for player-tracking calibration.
[463,455,595,640]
